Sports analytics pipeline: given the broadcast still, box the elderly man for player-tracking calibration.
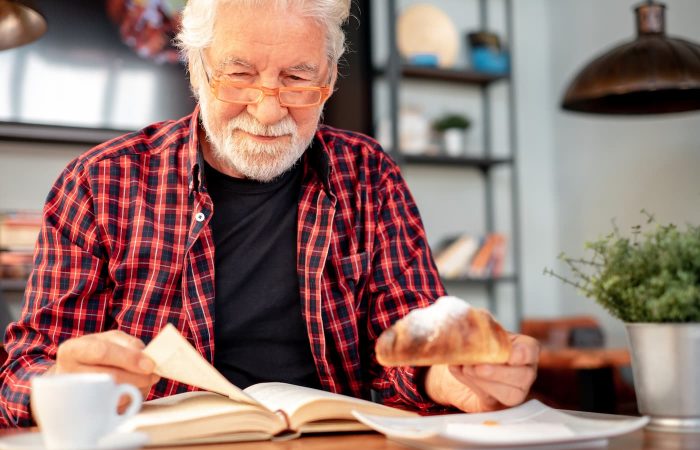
[0,0,538,427]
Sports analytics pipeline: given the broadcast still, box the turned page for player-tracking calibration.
[244,382,417,430]
[144,324,259,406]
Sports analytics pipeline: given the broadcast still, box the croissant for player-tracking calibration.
[375,296,512,366]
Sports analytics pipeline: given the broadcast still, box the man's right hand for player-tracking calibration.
[48,330,160,405]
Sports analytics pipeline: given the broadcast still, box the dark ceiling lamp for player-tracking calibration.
[0,0,47,51]
[561,1,700,115]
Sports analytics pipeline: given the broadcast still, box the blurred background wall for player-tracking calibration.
[0,0,699,346]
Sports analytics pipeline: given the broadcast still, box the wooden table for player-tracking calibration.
[538,347,631,370]
[4,423,700,449]
[150,430,700,450]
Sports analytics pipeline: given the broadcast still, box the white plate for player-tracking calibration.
[352,399,649,449]
[0,431,149,450]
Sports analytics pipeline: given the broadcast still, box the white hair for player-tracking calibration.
[176,0,351,93]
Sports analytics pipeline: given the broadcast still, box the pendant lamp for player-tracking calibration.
[561,1,700,115]
[0,0,47,51]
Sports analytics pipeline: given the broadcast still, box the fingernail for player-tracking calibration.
[139,357,155,372]
[477,365,494,377]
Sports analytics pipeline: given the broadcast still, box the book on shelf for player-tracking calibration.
[469,233,506,278]
[433,234,480,278]
[487,234,507,278]
[433,233,507,280]
[122,324,416,446]
[0,211,41,252]
[0,251,33,279]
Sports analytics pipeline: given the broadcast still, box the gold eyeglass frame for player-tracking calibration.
[199,52,331,108]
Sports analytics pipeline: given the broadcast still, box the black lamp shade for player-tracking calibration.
[561,2,700,115]
[0,0,47,50]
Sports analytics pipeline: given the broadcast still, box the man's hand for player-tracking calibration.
[47,330,160,407]
[424,333,539,412]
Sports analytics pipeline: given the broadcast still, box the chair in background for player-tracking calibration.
[522,316,637,414]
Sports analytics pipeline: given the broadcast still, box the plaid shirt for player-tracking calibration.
[0,108,446,427]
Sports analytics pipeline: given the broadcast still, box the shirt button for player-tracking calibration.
[195,212,206,222]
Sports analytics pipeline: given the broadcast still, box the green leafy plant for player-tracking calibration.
[544,210,700,323]
[432,113,471,132]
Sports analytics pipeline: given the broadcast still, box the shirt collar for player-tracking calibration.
[186,105,333,194]
[187,105,203,193]
[306,127,333,192]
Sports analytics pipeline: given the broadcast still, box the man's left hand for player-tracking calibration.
[424,333,540,412]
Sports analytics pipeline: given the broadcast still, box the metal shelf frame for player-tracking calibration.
[383,0,523,328]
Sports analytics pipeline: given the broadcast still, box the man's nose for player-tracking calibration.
[247,93,288,126]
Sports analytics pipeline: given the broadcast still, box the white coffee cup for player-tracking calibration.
[31,373,142,450]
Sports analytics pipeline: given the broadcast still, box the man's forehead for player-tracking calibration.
[207,3,329,69]
[214,54,321,73]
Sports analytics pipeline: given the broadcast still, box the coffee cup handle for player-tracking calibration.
[111,383,143,426]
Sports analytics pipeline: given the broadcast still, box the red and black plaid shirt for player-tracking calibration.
[0,108,446,426]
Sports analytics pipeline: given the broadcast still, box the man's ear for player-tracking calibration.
[328,63,339,96]
[188,58,201,93]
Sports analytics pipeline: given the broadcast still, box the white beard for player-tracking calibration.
[200,105,318,182]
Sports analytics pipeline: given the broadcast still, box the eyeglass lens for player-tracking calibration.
[217,85,322,106]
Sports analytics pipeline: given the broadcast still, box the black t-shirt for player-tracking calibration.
[203,159,320,389]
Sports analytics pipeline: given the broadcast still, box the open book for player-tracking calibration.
[120,324,417,446]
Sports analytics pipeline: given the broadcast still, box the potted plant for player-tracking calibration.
[432,113,471,157]
[544,211,700,432]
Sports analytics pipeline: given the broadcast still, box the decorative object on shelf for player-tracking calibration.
[545,210,700,432]
[432,113,471,157]
[467,31,509,75]
[377,107,432,156]
[106,0,185,64]
[0,0,47,50]
[561,0,700,115]
[407,53,439,67]
[396,3,459,68]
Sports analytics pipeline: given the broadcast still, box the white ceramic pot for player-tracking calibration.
[443,128,465,156]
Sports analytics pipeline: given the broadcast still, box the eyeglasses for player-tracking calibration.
[209,80,331,108]
[200,53,331,108]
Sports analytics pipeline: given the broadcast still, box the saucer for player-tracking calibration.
[0,431,149,450]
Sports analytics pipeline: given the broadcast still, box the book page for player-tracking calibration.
[123,392,268,430]
[144,324,259,405]
[244,382,416,429]
[120,392,284,445]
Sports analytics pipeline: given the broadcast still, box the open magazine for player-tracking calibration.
[119,324,416,446]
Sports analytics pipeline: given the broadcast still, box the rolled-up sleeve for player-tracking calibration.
[0,159,110,427]
[366,162,449,411]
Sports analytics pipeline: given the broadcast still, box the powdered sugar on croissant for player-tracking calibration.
[375,296,512,366]
[401,296,471,339]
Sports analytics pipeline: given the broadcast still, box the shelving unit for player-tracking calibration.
[375,65,507,85]
[377,0,522,328]
[0,279,23,335]
[401,154,513,170]
[0,279,27,292]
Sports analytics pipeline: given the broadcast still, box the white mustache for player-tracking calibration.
[228,113,297,137]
